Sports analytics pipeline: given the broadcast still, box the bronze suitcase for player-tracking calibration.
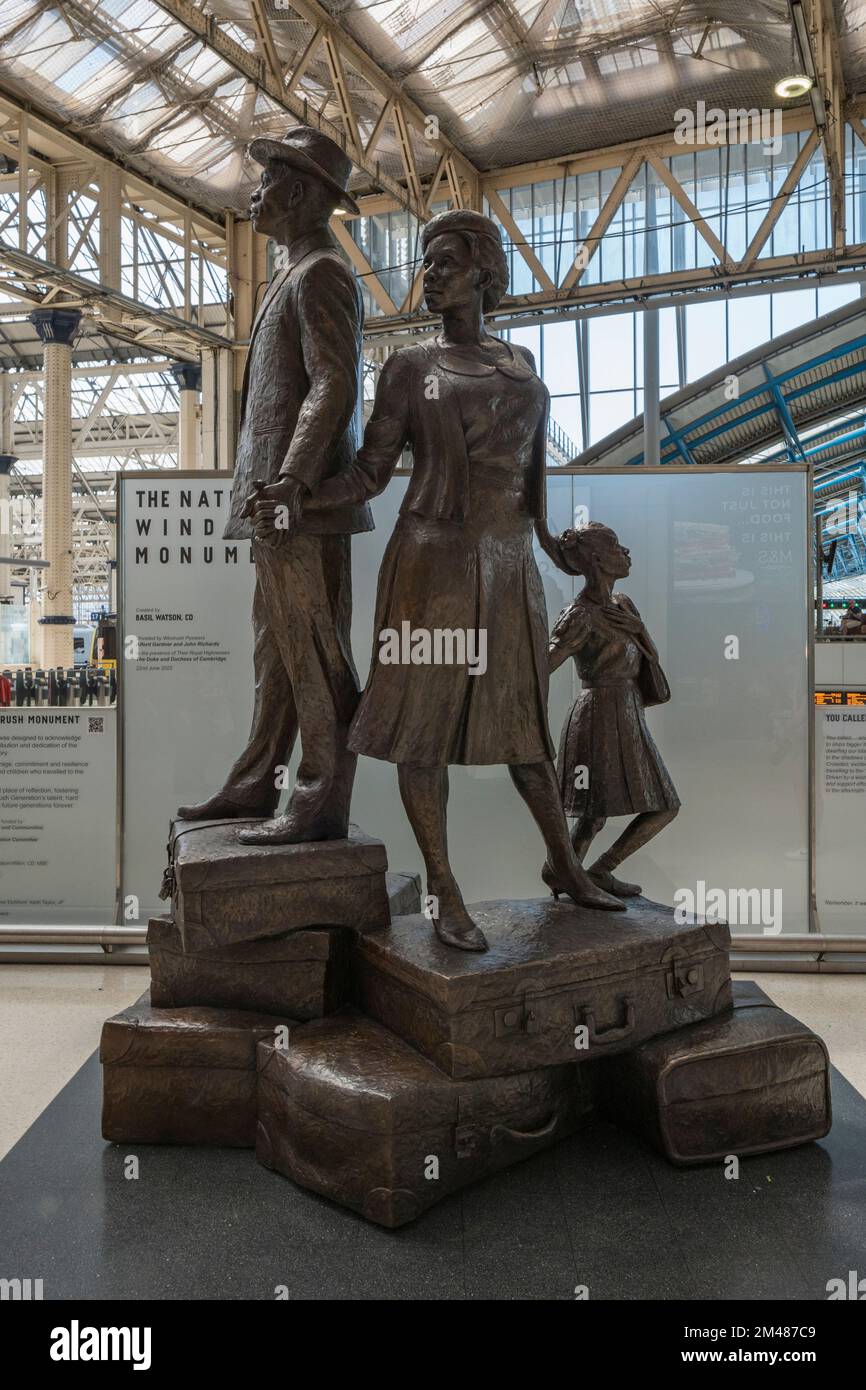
[256,1008,593,1228]
[593,981,832,1164]
[147,915,351,1019]
[100,994,292,1147]
[354,897,732,1079]
[162,819,390,951]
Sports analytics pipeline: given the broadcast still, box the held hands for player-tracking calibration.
[534,519,569,572]
[241,476,308,547]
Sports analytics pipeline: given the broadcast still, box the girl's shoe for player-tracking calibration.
[588,866,641,898]
[541,861,626,911]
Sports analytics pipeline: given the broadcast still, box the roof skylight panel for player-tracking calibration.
[209,75,251,117]
[2,10,90,78]
[192,146,245,192]
[99,80,175,143]
[416,16,517,117]
[365,0,470,54]
[253,90,285,120]
[169,41,234,91]
[597,42,660,74]
[0,1,43,39]
[148,116,235,173]
[104,5,190,59]
[53,44,132,104]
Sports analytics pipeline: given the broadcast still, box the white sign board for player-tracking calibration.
[816,702,866,933]
[0,706,116,924]
[119,473,255,921]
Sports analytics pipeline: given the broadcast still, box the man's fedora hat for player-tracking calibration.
[248,127,360,216]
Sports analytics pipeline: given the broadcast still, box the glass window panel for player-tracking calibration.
[548,395,582,454]
[540,320,579,395]
[686,300,727,378]
[590,390,635,443]
[771,288,817,336]
[589,314,634,391]
[508,325,540,366]
[770,197,799,257]
[728,295,771,358]
[817,283,859,314]
[659,306,679,390]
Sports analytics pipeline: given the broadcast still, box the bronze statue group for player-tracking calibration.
[180,128,679,953]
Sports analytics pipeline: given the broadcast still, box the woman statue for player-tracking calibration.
[548,522,680,898]
[304,209,623,950]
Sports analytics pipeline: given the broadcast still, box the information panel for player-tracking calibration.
[816,698,866,933]
[119,473,255,921]
[0,706,116,924]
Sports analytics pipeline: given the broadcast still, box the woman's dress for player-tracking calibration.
[348,343,555,767]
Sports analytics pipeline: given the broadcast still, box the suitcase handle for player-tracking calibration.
[491,1109,561,1145]
[582,997,635,1044]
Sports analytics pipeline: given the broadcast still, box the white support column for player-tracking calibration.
[99,163,122,292]
[200,346,236,471]
[28,573,42,666]
[0,454,15,603]
[29,308,81,669]
[170,361,202,471]
[55,166,91,269]
[200,348,216,470]
[643,309,660,467]
[107,516,117,613]
[216,346,235,473]
[642,177,661,468]
[0,371,13,454]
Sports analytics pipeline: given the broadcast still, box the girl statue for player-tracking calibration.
[305,209,623,951]
[547,522,680,898]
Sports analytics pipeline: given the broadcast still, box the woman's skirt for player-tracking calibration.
[349,502,554,766]
[558,680,680,819]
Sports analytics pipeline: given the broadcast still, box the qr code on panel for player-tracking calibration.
[88,717,104,734]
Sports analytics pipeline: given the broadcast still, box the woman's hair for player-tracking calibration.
[421,209,509,311]
[558,522,620,577]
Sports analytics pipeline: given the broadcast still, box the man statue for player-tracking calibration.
[178,128,371,844]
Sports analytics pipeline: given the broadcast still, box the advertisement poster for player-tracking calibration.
[0,707,116,924]
[816,700,866,933]
[119,473,255,921]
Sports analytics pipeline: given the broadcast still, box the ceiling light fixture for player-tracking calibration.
[774,74,814,99]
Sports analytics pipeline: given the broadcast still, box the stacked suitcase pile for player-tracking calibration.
[101,823,832,1228]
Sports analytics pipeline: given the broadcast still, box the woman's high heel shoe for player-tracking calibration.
[541,861,626,911]
[434,915,489,952]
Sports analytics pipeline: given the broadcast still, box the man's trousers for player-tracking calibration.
[217,533,361,836]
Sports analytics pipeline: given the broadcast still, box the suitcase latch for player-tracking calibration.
[158,857,175,903]
[494,1001,540,1037]
[454,1124,481,1159]
[666,960,704,999]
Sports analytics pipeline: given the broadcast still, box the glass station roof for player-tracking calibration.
[0,0,864,217]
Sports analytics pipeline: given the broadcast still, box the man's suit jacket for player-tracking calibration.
[224,226,373,541]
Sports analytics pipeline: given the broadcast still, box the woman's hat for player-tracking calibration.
[248,127,360,216]
[421,209,503,252]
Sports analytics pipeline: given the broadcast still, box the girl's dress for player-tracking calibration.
[551,592,679,819]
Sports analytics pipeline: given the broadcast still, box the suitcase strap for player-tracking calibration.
[159,817,261,901]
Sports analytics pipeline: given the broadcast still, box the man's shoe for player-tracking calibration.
[237,815,348,846]
[176,793,274,821]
